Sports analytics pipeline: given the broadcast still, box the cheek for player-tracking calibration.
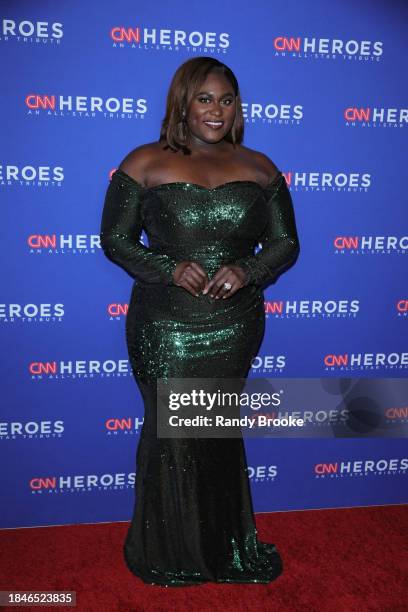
[191,107,206,119]
[223,110,235,125]
[189,112,206,127]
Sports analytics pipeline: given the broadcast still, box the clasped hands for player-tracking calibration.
[173,261,247,299]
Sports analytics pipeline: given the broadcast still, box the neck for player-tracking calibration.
[186,134,230,155]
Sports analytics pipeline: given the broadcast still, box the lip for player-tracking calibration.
[203,120,224,130]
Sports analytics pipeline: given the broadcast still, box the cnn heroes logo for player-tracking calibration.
[283,172,372,191]
[315,457,408,478]
[324,352,408,372]
[396,300,408,317]
[25,94,147,120]
[273,36,383,61]
[334,235,408,255]
[0,420,64,440]
[242,102,303,125]
[105,417,144,436]
[1,19,63,43]
[110,26,229,54]
[0,165,63,186]
[264,299,360,319]
[0,303,64,323]
[250,355,287,373]
[29,359,132,380]
[344,107,407,128]
[248,464,277,482]
[28,234,100,255]
[30,472,136,494]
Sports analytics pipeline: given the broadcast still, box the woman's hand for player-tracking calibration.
[202,265,247,299]
[173,261,209,297]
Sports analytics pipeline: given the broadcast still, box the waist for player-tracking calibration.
[149,240,254,275]
[129,282,264,325]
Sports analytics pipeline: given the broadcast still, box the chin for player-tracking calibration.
[200,131,227,143]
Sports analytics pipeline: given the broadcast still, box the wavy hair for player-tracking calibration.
[159,57,244,154]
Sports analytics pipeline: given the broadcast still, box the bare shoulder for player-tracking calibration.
[118,141,164,184]
[238,144,280,182]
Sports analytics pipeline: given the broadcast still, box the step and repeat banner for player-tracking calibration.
[1,1,407,528]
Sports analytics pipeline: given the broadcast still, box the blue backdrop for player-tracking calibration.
[1,0,407,528]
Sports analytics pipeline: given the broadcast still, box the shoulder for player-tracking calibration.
[237,144,280,182]
[118,142,164,184]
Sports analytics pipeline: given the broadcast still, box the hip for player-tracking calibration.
[127,281,265,328]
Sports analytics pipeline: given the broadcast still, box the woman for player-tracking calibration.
[100,56,300,586]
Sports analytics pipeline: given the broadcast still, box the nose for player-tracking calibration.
[209,103,223,116]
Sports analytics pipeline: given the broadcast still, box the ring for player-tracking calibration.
[223,282,232,290]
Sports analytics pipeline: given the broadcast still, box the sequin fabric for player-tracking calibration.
[100,168,299,587]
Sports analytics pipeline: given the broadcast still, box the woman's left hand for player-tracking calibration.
[202,265,247,299]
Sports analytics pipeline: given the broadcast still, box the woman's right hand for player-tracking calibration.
[173,261,208,297]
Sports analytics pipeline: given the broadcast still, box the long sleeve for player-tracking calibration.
[99,170,179,285]
[234,172,300,290]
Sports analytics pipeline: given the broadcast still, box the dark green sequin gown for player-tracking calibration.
[100,167,299,587]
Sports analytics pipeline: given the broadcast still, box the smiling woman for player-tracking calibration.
[100,56,300,587]
[158,56,243,157]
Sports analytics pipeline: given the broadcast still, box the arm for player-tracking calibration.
[234,173,300,290]
[99,170,178,285]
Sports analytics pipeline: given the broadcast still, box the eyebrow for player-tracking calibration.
[195,90,235,97]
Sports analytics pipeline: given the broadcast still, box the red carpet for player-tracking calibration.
[1,505,407,612]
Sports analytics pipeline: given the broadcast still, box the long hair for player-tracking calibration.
[159,57,244,154]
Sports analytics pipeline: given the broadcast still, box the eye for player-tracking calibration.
[222,99,233,105]
[198,97,210,103]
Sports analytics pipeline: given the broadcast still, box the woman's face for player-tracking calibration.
[185,71,237,146]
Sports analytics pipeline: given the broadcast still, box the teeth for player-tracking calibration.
[205,121,223,126]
